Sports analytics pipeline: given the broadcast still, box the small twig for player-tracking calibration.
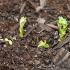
[57,51,70,65]
[46,24,58,29]
[53,47,70,66]
[53,33,70,50]
[53,48,65,63]
[26,0,36,10]
[46,23,70,31]
[20,2,26,14]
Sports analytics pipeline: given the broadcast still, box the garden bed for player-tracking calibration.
[0,0,70,70]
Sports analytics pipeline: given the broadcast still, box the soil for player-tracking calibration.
[0,0,70,70]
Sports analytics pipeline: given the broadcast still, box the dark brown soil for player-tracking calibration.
[0,0,70,70]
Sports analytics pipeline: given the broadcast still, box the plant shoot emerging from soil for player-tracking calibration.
[19,16,27,38]
[56,16,68,41]
[38,40,49,48]
[5,38,13,45]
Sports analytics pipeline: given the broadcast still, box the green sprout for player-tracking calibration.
[38,40,49,48]
[5,38,13,45]
[19,16,27,38]
[56,16,68,41]
[0,37,13,45]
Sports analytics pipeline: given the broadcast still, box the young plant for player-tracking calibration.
[56,16,68,41]
[19,16,27,38]
[5,38,12,45]
[0,38,13,45]
[38,40,49,48]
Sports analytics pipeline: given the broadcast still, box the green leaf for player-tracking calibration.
[19,16,27,38]
[38,40,49,48]
[56,16,68,41]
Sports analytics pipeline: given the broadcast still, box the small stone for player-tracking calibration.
[34,55,37,57]
[36,49,41,54]
[4,44,7,47]
[54,31,58,39]
[34,60,40,65]
[28,60,33,65]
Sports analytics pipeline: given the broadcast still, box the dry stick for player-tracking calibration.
[20,2,26,14]
[46,24,58,29]
[53,48,70,66]
[47,23,70,31]
[57,51,70,65]
[53,34,70,50]
[26,0,36,10]
[53,48,65,64]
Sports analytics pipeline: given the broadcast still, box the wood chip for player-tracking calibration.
[20,2,26,14]
[36,0,46,12]
[67,4,70,11]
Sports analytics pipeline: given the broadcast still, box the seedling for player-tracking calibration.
[4,38,13,45]
[19,16,27,38]
[0,38,13,45]
[38,40,49,48]
[56,16,68,41]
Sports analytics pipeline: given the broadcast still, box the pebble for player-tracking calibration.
[34,60,40,65]
[28,60,33,65]
[4,44,7,47]
[34,55,37,57]
[36,49,41,54]
[54,31,58,39]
